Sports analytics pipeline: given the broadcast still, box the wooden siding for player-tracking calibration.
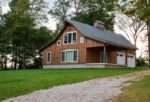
[42,24,136,66]
[42,24,87,65]
[108,51,116,64]
[86,38,104,48]
[86,48,101,63]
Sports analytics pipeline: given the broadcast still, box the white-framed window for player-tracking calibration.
[117,53,125,57]
[61,49,78,62]
[64,31,77,44]
[128,54,134,58]
[80,37,84,44]
[57,40,61,46]
[47,52,51,63]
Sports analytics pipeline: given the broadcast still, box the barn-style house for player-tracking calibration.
[41,20,136,68]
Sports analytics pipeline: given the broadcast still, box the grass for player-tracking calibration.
[114,75,150,102]
[0,67,147,100]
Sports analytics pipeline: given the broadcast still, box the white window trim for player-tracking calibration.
[63,31,77,45]
[128,54,135,56]
[127,54,135,58]
[61,49,78,63]
[57,40,61,46]
[117,52,125,56]
[47,52,51,64]
[80,37,85,44]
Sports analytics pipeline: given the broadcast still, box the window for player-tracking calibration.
[120,54,123,57]
[57,40,61,46]
[128,55,134,58]
[61,49,78,62]
[64,32,77,44]
[80,37,84,43]
[62,52,65,62]
[117,53,124,57]
[47,52,51,63]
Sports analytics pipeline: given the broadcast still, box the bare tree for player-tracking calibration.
[69,0,85,16]
[116,14,146,47]
[138,33,148,59]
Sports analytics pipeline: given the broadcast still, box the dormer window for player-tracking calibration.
[64,31,77,44]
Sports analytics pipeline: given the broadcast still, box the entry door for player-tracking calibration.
[117,53,125,65]
[127,55,135,67]
[100,52,107,63]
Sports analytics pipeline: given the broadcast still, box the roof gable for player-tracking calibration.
[41,19,136,50]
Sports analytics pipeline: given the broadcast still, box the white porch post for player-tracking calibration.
[103,45,106,63]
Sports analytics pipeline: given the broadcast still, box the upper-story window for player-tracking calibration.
[64,31,77,44]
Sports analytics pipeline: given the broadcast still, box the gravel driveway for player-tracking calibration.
[3,70,150,102]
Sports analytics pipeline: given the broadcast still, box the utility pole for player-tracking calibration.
[147,0,150,68]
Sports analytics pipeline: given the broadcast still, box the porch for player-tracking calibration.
[86,45,129,67]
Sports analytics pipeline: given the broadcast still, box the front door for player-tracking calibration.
[100,52,107,63]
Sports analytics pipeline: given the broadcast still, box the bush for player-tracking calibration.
[136,58,148,67]
[25,57,43,69]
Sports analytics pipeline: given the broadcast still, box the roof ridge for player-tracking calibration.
[40,19,136,50]
[66,19,136,49]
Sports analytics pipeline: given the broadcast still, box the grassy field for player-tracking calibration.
[0,68,147,100]
[114,75,150,102]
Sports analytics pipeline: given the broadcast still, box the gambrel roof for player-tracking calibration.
[41,19,136,50]
[67,20,136,49]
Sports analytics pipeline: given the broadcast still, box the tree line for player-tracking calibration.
[0,0,53,70]
[0,0,149,70]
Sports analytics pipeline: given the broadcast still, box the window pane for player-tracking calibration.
[73,33,76,43]
[74,50,77,61]
[66,51,73,61]
[64,34,68,44]
[47,53,51,62]
[62,52,65,62]
[68,33,72,43]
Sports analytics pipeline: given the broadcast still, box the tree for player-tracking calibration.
[0,6,10,69]
[49,0,70,33]
[2,0,51,69]
[118,0,150,67]
[5,0,34,69]
[50,0,116,31]
[49,0,70,24]
[74,0,116,30]
[138,33,148,59]
[0,24,10,70]
[116,14,146,47]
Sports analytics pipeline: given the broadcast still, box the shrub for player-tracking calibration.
[136,58,148,67]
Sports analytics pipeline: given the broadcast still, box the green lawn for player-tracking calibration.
[0,68,147,100]
[114,75,150,102]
